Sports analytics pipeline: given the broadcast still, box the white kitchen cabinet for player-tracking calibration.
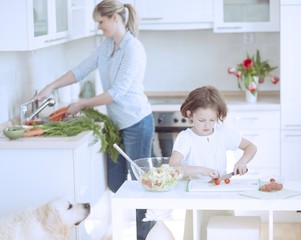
[225,109,281,178]
[0,131,109,239]
[280,4,301,129]
[0,0,71,51]
[280,2,301,181]
[213,0,280,33]
[134,0,213,30]
[70,0,98,40]
[281,131,301,181]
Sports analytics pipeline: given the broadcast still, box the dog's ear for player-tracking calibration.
[36,201,69,237]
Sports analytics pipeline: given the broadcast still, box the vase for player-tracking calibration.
[146,220,175,240]
[244,76,259,103]
[245,90,257,103]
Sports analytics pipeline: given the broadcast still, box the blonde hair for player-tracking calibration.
[93,0,139,37]
[180,86,228,122]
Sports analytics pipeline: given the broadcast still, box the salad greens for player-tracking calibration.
[140,164,183,192]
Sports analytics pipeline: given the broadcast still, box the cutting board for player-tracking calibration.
[186,179,259,192]
[240,189,301,199]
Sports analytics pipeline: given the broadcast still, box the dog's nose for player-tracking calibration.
[84,203,90,209]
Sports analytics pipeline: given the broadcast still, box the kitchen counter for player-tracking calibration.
[0,117,104,149]
[147,91,280,112]
[0,122,109,239]
[112,180,301,240]
[0,129,94,149]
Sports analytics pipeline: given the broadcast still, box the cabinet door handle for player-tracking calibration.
[284,124,301,128]
[215,26,242,30]
[141,17,163,21]
[45,37,67,43]
[234,117,259,121]
[284,134,301,138]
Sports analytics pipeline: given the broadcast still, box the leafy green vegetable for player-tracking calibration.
[38,108,122,162]
[81,108,122,162]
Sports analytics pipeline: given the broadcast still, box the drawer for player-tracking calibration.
[226,110,280,130]
[226,130,280,169]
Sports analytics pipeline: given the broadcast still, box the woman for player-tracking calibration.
[34,1,154,239]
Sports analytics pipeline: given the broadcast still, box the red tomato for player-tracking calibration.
[224,178,230,184]
[269,182,276,191]
[270,178,276,183]
[214,178,220,185]
[141,179,152,187]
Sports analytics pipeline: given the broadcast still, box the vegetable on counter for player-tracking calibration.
[24,128,44,137]
[259,177,283,192]
[22,108,122,163]
[48,106,68,122]
[81,108,122,162]
[23,119,43,126]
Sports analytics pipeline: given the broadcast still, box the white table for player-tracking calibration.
[112,180,301,240]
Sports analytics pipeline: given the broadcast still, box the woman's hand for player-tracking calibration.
[33,85,53,102]
[66,102,83,116]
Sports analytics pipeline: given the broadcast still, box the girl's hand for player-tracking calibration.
[234,160,248,175]
[201,167,220,179]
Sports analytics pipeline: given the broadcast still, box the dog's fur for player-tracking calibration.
[0,196,91,240]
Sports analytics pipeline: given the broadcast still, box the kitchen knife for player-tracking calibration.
[208,169,248,183]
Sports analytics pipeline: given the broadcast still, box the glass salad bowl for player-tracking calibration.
[131,157,183,192]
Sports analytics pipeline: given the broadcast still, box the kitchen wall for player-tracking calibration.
[139,30,280,92]
[0,30,280,123]
[0,37,97,123]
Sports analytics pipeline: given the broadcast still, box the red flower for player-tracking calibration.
[227,67,236,74]
[235,71,242,78]
[242,58,253,70]
[271,76,280,84]
[248,82,257,93]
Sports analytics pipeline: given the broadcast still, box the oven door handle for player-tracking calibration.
[155,126,188,133]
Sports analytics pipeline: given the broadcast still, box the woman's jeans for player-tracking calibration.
[107,113,155,240]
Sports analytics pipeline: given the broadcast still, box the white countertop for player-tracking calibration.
[149,92,280,112]
[151,101,280,112]
[113,180,301,210]
[0,129,94,149]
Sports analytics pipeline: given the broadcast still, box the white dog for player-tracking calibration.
[0,196,91,240]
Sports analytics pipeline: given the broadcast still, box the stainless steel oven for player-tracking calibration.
[152,111,192,157]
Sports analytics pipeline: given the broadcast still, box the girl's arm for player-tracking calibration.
[234,137,257,175]
[169,151,220,179]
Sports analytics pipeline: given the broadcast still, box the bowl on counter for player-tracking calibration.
[3,127,25,140]
[131,157,183,192]
[258,176,284,192]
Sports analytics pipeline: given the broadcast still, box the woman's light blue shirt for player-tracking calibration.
[72,31,152,130]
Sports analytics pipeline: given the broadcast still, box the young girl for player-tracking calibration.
[169,85,257,239]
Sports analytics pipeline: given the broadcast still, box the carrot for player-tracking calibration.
[48,106,68,122]
[23,119,43,126]
[23,128,44,137]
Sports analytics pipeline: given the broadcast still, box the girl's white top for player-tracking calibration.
[172,123,242,173]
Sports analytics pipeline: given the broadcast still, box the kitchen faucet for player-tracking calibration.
[20,97,56,122]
